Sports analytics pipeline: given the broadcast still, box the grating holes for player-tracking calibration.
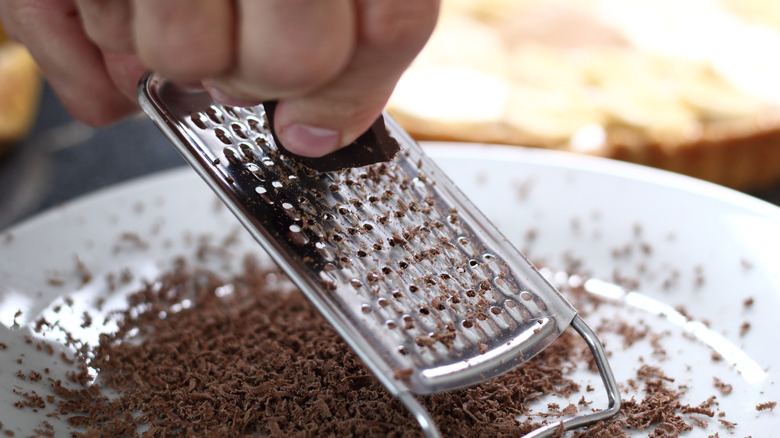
[419,307,430,315]
[255,186,273,204]
[271,181,283,189]
[494,277,507,288]
[223,147,241,165]
[206,106,224,123]
[484,253,495,262]
[239,142,256,160]
[520,291,533,301]
[255,136,271,151]
[468,259,479,267]
[462,320,473,329]
[366,272,380,284]
[398,346,409,355]
[361,304,372,314]
[215,127,233,145]
[231,122,248,139]
[223,106,239,118]
[387,320,397,329]
[315,242,335,261]
[190,112,208,129]
[490,306,502,315]
[246,163,263,179]
[457,236,469,246]
[281,202,300,221]
[465,289,476,298]
[246,116,262,132]
[409,285,419,293]
[378,298,389,307]
[288,224,308,245]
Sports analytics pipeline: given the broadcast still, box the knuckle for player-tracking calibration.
[0,0,48,41]
[240,44,349,98]
[140,32,231,80]
[360,0,440,50]
[247,52,344,96]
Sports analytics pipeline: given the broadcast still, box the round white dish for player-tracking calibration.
[1,143,778,436]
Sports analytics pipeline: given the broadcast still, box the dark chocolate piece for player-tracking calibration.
[263,101,400,172]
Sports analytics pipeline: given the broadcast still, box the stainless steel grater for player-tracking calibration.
[138,72,620,438]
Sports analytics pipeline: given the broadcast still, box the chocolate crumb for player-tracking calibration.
[739,321,751,337]
[756,401,777,412]
[717,419,737,429]
[713,377,732,395]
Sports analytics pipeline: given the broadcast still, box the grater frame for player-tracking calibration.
[138,72,620,437]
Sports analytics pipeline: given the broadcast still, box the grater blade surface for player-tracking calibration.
[138,73,619,437]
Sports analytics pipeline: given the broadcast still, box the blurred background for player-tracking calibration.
[2,0,780,230]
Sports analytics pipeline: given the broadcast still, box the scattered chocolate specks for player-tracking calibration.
[739,321,751,337]
[713,377,733,395]
[6,256,748,437]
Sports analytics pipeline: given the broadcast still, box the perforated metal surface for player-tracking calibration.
[139,74,578,396]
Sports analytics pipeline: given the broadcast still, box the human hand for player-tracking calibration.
[0,0,440,157]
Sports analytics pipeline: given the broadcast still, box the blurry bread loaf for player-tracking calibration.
[0,26,41,152]
[388,0,780,190]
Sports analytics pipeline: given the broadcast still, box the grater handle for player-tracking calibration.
[522,315,622,438]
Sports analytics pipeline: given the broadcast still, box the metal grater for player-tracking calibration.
[138,72,620,438]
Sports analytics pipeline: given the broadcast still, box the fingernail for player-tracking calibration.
[203,83,263,108]
[278,124,341,157]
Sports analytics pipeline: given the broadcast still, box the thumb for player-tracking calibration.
[271,94,385,158]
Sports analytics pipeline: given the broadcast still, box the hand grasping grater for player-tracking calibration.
[138,73,620,438]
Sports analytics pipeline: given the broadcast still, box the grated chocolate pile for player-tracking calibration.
[10,257,739,437]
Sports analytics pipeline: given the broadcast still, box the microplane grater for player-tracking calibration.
[138,73,620,437]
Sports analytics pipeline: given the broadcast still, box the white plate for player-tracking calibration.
[1,143,778,436]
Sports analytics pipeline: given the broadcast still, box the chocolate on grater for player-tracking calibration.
[138,72,621,438]
[263,100,400,172]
